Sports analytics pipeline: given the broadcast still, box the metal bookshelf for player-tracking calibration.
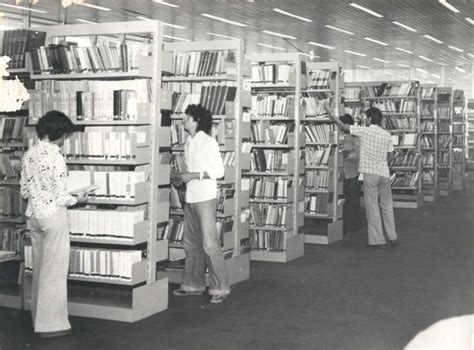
[437,87,453,196]
[452,89,466,191]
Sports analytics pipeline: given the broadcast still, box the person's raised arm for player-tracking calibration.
[323,101,350,134]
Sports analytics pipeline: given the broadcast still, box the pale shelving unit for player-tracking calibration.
[437,87,453,196]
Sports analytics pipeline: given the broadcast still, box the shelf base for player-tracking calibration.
[250,234,304,263]
[303,220,343,245]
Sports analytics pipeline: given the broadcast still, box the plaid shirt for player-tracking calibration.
[349,125,394,178]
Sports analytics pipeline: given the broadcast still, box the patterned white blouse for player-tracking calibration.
[20,140,77,219]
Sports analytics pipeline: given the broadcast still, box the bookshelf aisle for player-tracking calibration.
[21,21,170,322]
[157,40,250,284]
[452,89,466,190]
[420,85,438,202]
[243,52,305,262]
[467,98,474,183]
[303,62,344,245]
[436,87,453,196]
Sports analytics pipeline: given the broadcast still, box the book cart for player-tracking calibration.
[420,84,438,202]
[157,39,250,284]
[243,52,306,262]
[436,87,453,196]
[303,62,344,245]
[21,20,170,322]
[452,89,466,190]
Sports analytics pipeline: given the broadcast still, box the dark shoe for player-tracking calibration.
[172,288,204,297]
[367,243,389,249]
[39,329,71,338]
[389,240,399,247]
[210,294,229,304]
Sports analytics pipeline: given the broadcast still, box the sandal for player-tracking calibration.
[210,294,229,304]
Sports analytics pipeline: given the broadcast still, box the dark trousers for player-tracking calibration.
[343,176,362,234]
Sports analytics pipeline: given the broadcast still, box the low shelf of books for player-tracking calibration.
[361,81,423,209]
[21,20,170,322]
[451,89,466,191]
[467,98,474,182]
[436,87,453,196]
[243,52,306,262]
[0,111,28,309]
[302,62,344,245]
[157,40,250,285]
[420,85,438,202]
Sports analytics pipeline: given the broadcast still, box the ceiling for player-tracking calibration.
[1,0,473,77]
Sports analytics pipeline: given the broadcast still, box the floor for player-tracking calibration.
[0,186,473,350]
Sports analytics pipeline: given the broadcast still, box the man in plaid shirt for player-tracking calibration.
[325,103,398,248]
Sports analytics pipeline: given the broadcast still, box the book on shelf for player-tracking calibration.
[250,149,290,172]
[305,145,333,166]
[250,63,295,84]
[305,123,335,143]
[420,120,435,132]
[364,83,416,97]
[307,69,335,89]
[302,94,331,117]
[1,29,46,69]
[345,87,362,101]
[0,151,23,180]
[305,170,329,190]
[1,224,22,253]
[304,193,329,214]
[251,122,293,145]
[422,171,435,185]
[421,136,434,149]
[392,133,417,147]
[423,153,434,167]
[389,172,419,188]
[421,87,436,99]
[170,50,236,77]
[216,185,235,214]
[384,115,416,130]
[371,100,416,113]
[0,188,25,217]
[25,245,143,280]
[250,202,291,227]
[0,116,27,142]
[251,230,285,251]
[251,94,295,118]
[421,103,434,118]
[389,150,420,167]
[250,176,293,199]
[437,135,451,150]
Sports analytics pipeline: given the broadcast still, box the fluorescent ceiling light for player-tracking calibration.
[372,57,390,63]
[201,13,247,27]
[349,3,383,18]
[308,41,335,50]
[76,18,97,24]
[454,66,466,73]
[78,2,111,11]
[152,0,179,8]
[424,35,443,44]
[438,62,448,66]
[272,8,312,22]
[438,0,460,13]
[431,73,440,78]
[419,55,434,62]
[137,16,152,21]
[425,80,435,84]
[467,53,474,58]
[416,68,428,73]
[385,71,394,75]
[364,37,388,46]
[163,34,190,42]
[396,63,411,68]
[458,55,468,61]
[356,64,371,69]
[395,47,413,54]
[207,32,240,40]
[163,22,187,29]
[325,25,354,35]
[466,17,474,25]
[300,52,321,59]
[448,45,464,52]
[344,49,366,57]
[262,30,296,40]
[257,43,286,51]
[392,21,417,32]
[0,2,47,13]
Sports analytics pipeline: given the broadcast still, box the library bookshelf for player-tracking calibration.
[467,98,474,183]
[352,81,424,209]
[420,85,438,202]
[243,52,306,261]
[303,62,344,245]
[452,89,466,191]
[19,20,170,322]
[437,87,453,196]
[157,39,250,285]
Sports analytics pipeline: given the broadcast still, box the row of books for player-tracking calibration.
[438,152,450,164]
[251,230,285,251]
[306,146,333,166]
[1,29,46,69]
[390,172,419,188]
[0,188,25,217]
[250,63,295,84]
[170,185,234,213]
[307,70,335,89]
[364,83,416,97]
[250,149,291,172]
[423,154,434,167]
[305,123,335,144]
[169,82,237,116]
[159,217,228,244]
[421,87,436,99]
[345,87,362,101]
[171,120,226,146]
[305,170,329,190]
[388,151,420,167]
[453,150,464,162]
[421,104,434,118]
[452,124,464,133]
[29,90,140,122]
[251,94,295,118]
[250,203,291,227]
[1,224,21,253]
[250,122,293,144]
[371,100,416,113]
[69,207,146,239]
[422,171,435,185]
[420,120,435,132]
[30,43,148,74]
[421,136,434,149]
[25,246,143,280]
[250,177,293,199]
[438,135,451,149]
[438,105,451,119]
[0,117,27,142]
[438,121,450,132]
[304,193,329,214]
[392,134,417,147]
[384,116,417,130]
[302,95,330,117]
[0,152,22,180]
[170,50,236,77]
[67,170,147,199]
